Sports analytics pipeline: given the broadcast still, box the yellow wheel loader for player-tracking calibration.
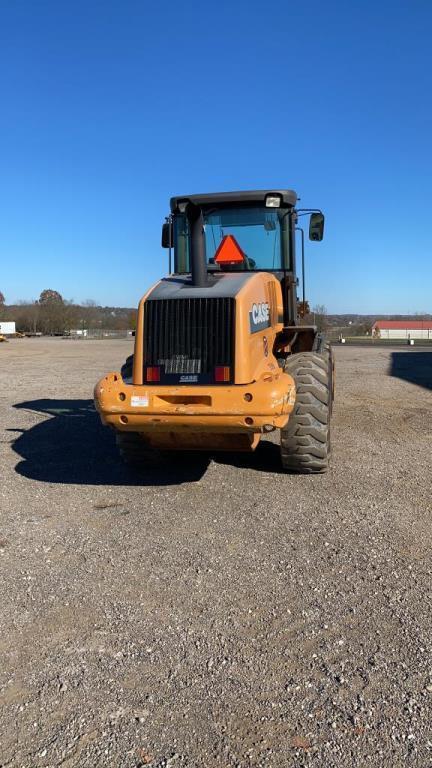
[94,190,334,473]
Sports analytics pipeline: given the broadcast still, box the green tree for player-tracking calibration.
[39,289,64,305]
[38,289,65,334]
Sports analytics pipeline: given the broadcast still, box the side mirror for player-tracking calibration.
[161,221,173,248]
[309,212,324,241]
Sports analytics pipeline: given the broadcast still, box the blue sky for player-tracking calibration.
[0,0,431,313]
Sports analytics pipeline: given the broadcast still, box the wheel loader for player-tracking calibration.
[94,189,334,473]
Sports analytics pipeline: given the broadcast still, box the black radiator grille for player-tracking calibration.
[144,297,235,384]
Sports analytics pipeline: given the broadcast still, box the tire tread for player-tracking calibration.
[280,343,333,474]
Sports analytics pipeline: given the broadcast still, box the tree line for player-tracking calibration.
[1,290,429,336]
[0,290,136,334]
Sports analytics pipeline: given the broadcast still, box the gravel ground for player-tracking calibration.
[1,338,431,768]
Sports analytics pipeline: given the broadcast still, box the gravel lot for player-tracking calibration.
[1,338,431,767]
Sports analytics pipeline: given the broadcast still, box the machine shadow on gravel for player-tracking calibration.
[213,440,289,474]
[11,399,210,486]
[390,352,432,390]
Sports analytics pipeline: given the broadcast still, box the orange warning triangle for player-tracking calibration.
[214,234,246,264]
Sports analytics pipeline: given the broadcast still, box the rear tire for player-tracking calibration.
[280,344,333,474]
[121,354,134,381]
[116,432,163,468]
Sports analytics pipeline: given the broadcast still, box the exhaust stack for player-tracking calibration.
[186,203,208,288]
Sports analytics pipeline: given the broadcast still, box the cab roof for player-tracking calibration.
[170,189,298,213]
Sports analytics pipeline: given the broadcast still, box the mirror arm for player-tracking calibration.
[295,227,305,309]
[295,208,323,217]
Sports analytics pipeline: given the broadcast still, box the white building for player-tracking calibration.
[372,320,432,340]
[0,321,16,336]
[69,329,88,337]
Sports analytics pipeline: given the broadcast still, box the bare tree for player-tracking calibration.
[312,304,328,331]
[81,299,99,331]
[313,304,328,332]
[128,310,137,331]
[7,294,136,335]
[14,301,40,333]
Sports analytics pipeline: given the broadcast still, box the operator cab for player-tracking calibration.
[163,188,324,275]
[165,190,299,276]
[162,189,324,327]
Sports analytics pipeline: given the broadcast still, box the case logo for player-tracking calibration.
[249,302,270,333]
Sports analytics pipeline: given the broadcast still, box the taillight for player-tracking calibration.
[215,366,230,383]
[145,366,160,382]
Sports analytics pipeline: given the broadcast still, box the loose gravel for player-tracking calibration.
[0,338,431,767]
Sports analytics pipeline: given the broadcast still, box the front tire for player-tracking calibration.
[280,346,332,474]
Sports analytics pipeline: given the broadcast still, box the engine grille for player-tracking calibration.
[144,297,235,384]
